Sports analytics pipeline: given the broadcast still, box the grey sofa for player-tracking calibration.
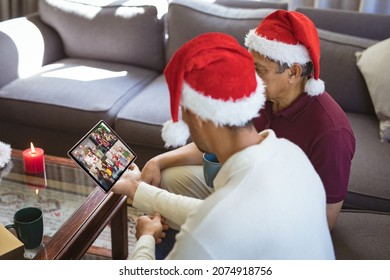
[0,0,166,167]
[0,0,389,259]
[0,0,286,167]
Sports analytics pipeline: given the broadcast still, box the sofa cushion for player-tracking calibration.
[331,210,390,260]
[0,58,158,134]
[317,29,378,115]
[39,0,165,72]
[115,75,170,148]
[356,38,390,143]
[344,113,390,212]
[165,0,276,63]
[115,74,171,166]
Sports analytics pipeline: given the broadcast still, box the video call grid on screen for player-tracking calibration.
[68,120,136,192]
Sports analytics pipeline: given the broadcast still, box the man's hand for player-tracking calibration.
[140,143,204,187]
[141,158,162,187]
[111,163,141,201]
[136,213,170,244]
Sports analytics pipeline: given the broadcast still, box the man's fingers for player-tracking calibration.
[152,212,162,221]
[129,163,139,172]
[162,223,170,231]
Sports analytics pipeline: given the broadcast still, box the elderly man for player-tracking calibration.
[112,32,334,260]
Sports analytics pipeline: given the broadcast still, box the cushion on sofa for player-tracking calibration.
[115,74,170,138]
[39,0,165,72]
[317,29,378,115]
[116,75,170,128]
[115,74,170,165]
[344,113,390,212]
[356,38,390,143]
[0,58,158,134]
[331,210,390,260]
[165,0,276,63]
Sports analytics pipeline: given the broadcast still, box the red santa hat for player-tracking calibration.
[245,10,324,96]
[162,32,266,148]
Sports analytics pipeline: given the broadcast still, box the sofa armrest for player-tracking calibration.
[0,13,65,88]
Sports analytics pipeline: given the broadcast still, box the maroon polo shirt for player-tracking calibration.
[252,92,356,203]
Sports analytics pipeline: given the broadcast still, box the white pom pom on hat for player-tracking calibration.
[161,119,190,149]
[245,10,325,96]
[162,32,266,148]
[304,77,325,96]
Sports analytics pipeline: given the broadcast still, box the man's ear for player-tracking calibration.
[193,113,204,128]
[288,64,303,81]
[183,108,204,128]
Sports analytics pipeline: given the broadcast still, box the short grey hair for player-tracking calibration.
[276,61,313,78]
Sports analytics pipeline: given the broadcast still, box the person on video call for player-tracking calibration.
[140,10,355,249]
[112,32,335,260]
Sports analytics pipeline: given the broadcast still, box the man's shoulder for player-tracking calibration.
[314,92,345,115]
[310,92,353,129]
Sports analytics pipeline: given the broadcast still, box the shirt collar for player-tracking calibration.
[213,129,277,190]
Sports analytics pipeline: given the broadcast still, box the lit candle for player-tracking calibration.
[23,142,45,174]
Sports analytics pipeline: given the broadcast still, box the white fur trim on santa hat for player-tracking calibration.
[161,119,190,148]
[305,78,325,96]
[181,76,266,127]
[245,29,310,65]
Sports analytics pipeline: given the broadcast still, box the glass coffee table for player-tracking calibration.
[0,149,129,259]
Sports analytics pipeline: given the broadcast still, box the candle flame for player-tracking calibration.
[36,189,39,196]
[30,142,36,154]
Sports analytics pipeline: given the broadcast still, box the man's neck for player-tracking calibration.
[211,126,264,164]
[270,81,305,113]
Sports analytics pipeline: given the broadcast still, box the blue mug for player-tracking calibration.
[203,153,221,188]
